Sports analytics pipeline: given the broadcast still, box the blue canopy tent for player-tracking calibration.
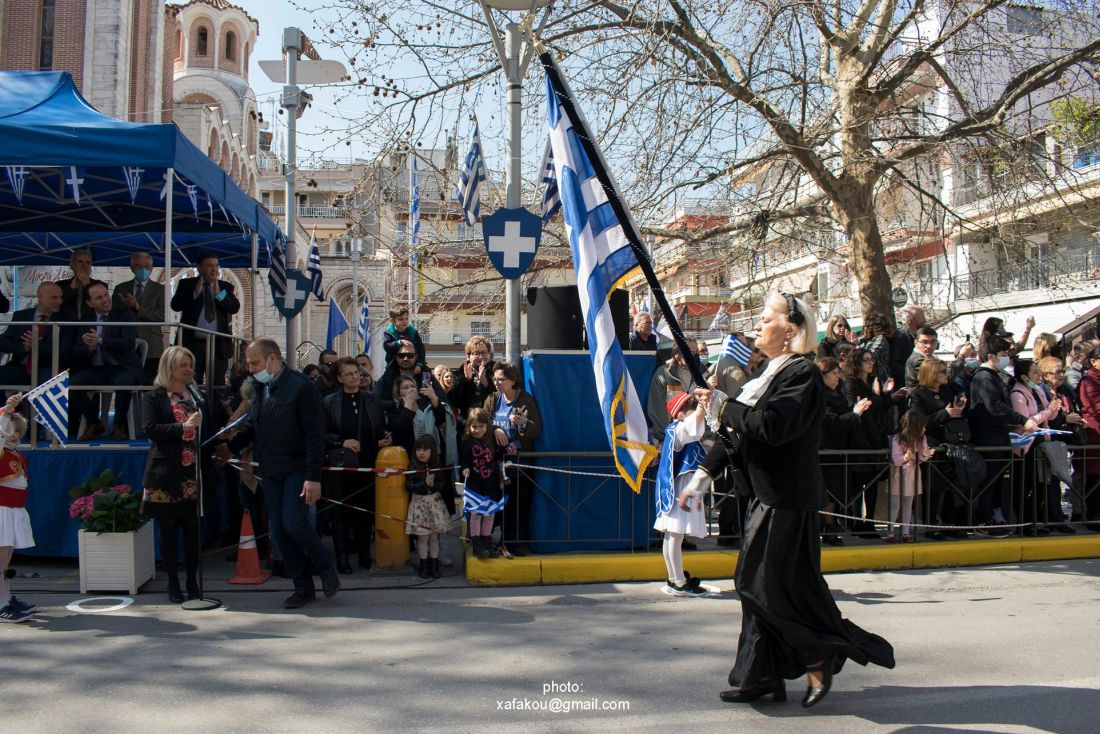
[0,70,281,269]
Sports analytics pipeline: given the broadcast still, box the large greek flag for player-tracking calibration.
[454,121,486,227]
[25,370,69,444]
[307,229,324,300]
[542,53,658,493]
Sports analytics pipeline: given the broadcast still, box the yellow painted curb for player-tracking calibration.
[465,537,1100,586]
[820,545,913,572]
[1020,535,1100,562]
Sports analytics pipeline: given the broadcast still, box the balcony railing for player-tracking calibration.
[667,285,733,300]
[952,252,1100,300]
[265,205,348,218]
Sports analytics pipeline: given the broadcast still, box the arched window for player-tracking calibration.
[197,26,209,56]
[224,31,236,61]
[175,29,183,60]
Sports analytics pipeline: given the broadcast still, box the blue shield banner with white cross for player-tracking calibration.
[482,207,542,280]
[273,268,312,318]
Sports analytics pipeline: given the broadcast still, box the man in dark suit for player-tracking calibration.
[63,281,142,440]
[113,252,166,383]
[54,249,96,320]
[0,282,65,396]
[170,253,240,386]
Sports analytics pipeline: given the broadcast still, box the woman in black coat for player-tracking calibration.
[323,357,390,573]
[685,293,894,708]
[141,346,203,604]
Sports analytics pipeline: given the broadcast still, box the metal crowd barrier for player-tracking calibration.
[504,444,1100,549]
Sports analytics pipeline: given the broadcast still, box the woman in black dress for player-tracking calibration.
[684,292,894,708]
[141,346,203,604]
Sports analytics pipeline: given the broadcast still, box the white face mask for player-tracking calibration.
[252,356,276,384]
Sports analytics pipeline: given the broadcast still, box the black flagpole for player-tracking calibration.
[538,49,708,390]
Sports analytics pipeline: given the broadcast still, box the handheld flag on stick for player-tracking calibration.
[721,334,753,369]
[24,371,69,444]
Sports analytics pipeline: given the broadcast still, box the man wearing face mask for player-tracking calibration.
[215,338,337,609]
[113,252,165,384]
[968,335,1037,536]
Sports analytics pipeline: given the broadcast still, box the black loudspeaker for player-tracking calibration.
[526,286,631,350]
[526,285,583,349]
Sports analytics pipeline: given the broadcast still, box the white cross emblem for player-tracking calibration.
[487,220,538,269]
[66,166,84,203]
[283,276,307,310]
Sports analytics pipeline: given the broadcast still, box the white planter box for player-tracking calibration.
[78,521,155,594]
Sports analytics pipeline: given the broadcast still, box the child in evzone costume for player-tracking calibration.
[0,396,35,623]
[655,390,715,597]
[405,435,451,579]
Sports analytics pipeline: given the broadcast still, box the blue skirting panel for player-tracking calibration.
[523,352,658,554]
[18,445,149,557]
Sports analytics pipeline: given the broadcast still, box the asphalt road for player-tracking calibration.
[4,559,1100,733]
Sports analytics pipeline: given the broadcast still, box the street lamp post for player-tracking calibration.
[260,28,346,367]
[479,1,552,364]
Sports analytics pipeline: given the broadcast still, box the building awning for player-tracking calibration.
[935,297,1100,352]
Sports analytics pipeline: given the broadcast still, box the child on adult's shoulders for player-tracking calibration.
[382,306,426,369]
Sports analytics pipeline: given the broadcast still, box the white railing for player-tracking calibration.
[265,205,348,218]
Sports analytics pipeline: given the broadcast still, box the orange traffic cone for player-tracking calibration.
[228,511,271,584]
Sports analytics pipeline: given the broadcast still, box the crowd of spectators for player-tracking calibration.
[4,252,1100,553]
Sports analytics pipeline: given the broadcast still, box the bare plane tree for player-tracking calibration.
[305,0,1100,322]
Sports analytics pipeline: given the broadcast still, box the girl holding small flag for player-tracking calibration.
[461,408,505,558]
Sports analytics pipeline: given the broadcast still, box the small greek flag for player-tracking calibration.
[721,334,753,368]
[356,293,370,353]
[462,486,509,516]
[1010,428,1073,450]
[25,371,69,444]
[454,120,486,227]
[307,229,324,300]
[540,140,561,223]
[268,231,287,302]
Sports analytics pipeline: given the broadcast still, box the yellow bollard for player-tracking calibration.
[374,445,410,570]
